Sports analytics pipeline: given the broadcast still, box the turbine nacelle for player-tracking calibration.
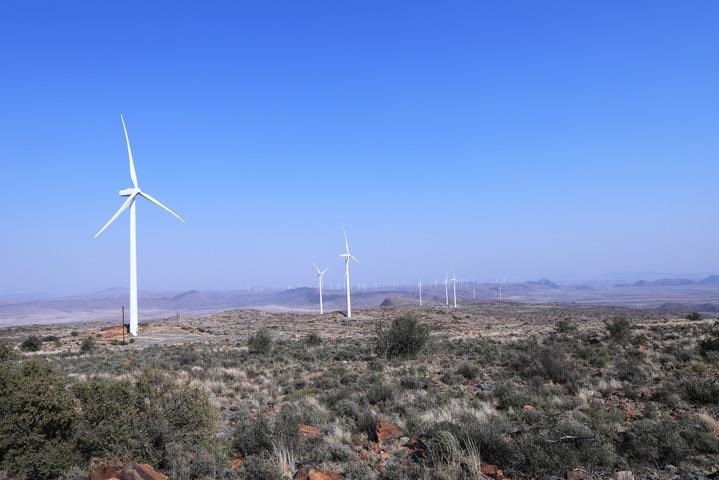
[119,187,138,197]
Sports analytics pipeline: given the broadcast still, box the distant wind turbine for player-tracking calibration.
[313,263,328,314]
[340,227,359,318]
[451,269,458,308]
[418,280,423,306]
[94,114,184,336]
[444,272,449,306]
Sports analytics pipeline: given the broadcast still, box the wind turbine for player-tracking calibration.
[444,272,449,306]
[94,114,185,336]
[340,227,359,318]
[418,279,423,306]
[313,263,328,314]
[451,269,458,308]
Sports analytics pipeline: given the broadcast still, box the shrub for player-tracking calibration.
[699,331,719,354]
[375,314,429,358]
[0,359,81,478]
[248,328,273,354]
[686,312,703,321]
[682,378,719,404]
[304,332,323,346]
[0,343,15,362]
[73,378,139,459]
[605,317,632,341]
[456,362,479,379]
[21,336,42,352]
[80,336,96,354]
[555,319,577,334]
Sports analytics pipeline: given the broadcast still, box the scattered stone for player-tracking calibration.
[293,464,342,480]
[613,472,634,480]
[90,459,168,480]
[376,422,402,444]
[400,436,410,445]
[481,464,499,476]
[229,457,244,473]
[298,425,321,439]
[522,404,535,413]
[566,469,591,480]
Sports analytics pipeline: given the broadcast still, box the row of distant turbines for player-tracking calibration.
[96,115,469,336]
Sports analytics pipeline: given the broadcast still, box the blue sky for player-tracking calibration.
[1,1,718,294]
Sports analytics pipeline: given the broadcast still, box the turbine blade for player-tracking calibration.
[313,263,321,274]
[350,255,360,264]
[342,226,350,253]
[120,114,139,189]
[94,193,136,237]
[321,268,328,275]
[138,191,185,222]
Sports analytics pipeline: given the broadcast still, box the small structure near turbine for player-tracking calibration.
[313,263,328,314]
[94,114,184,336]
[340,227,359,318]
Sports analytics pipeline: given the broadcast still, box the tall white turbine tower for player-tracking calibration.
[340,227,359,318]
[418,280,423,306]
[313,263,328,314]
[95,114,184,336]
[451,270,458,308]
[444,272,449,306]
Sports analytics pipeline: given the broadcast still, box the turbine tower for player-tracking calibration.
[95,114,184,336]
[313,263,328,314]
[418,279,423,306]
[340,227,359,318]
[451,269,458,308]
[444,272,449,306]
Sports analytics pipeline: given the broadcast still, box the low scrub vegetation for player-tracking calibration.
[1,309,718,479]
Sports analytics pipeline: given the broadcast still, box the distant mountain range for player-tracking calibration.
[619,275,719,287]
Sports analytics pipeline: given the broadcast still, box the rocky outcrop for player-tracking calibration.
[376,422,402,444]
[90,460,168,480]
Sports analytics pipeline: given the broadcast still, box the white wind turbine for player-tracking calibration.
[94,114,185,336]
[340,227,359,318]
[443,272,449,306]
[451,269,458,308]
[313,263,328,314]
[418,279,423,306]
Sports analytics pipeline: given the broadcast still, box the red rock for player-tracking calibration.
[376,422,402,444]
[90,460,168,480]
[229,457,244,472]
[298,425,321,439]
[481,464,498,476]
[293,464,342,480]
[566,469,592,480]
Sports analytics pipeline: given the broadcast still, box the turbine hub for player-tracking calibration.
[119,187,136,197]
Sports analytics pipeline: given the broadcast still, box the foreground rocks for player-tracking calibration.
[91,460,168,480]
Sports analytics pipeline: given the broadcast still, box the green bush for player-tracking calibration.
[248,328,273,354]
[605,317,633,341]
[0,358,81,479]
[456,362,479,379]
[699,331,719,354]
[375,314,429,358]
[686,312,703,321]
[21,336,42,352]
[0,350,218,480]
[79,336,96,354]
[682,378,719,404]
[304,332,323,346]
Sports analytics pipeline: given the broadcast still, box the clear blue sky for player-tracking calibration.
[2,1,718,295]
